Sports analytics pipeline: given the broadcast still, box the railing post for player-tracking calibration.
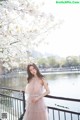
[22,91,25,113]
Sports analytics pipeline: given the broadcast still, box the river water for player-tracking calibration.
[0,72,80,119]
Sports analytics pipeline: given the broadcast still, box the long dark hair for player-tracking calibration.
[27,63,44,83]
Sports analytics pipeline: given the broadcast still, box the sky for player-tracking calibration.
[36,0,80,57]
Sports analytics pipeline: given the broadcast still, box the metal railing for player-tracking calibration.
[0,87,25,120]
[45,95,80,120]
[0,87,80,120]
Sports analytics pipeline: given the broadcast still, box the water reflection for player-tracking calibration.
[0,74,27,90]
[0,72,80,98]
[45,73,80,80]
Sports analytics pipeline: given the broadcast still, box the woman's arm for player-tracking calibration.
[38,79,50,99]
[32,79,50,103]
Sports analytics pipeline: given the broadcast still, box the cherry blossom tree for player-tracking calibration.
[0,0,62,70]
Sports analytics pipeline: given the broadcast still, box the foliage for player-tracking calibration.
[0,0,61,70]
[37,55,80,68]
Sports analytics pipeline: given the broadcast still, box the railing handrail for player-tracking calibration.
[0,87,21,92]
[46,95,80,102]
[0,87,80,102]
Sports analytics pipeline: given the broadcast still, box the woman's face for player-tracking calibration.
[29,66,37,76]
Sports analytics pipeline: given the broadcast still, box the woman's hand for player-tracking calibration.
[32,97,40,103]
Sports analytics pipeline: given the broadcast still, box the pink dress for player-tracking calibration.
[23,78,48,120]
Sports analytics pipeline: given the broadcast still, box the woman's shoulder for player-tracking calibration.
[39,77,47,85]
[41,77,48,85]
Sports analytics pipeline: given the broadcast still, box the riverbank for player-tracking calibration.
[0,69,80,78]
[41,70,80,75]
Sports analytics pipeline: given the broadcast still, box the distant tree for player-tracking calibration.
[62,56,80,67]
[37,58,48,68]
[47,56,59,67]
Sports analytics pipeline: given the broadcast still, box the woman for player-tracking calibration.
[23,63,50,120]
